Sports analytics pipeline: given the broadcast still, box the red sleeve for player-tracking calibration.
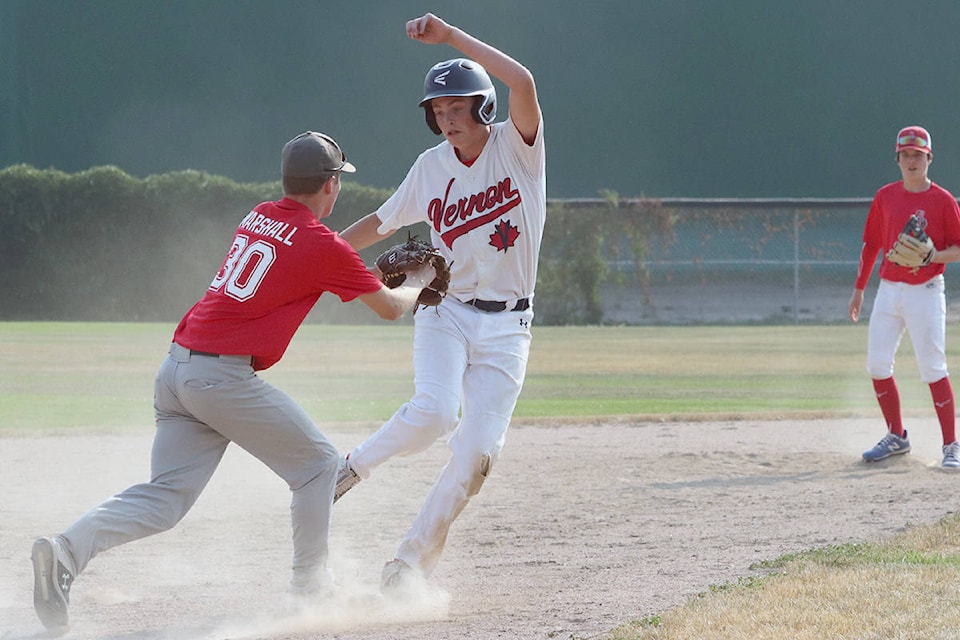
[854,195,883,290]
[854,243,881,290]
[316,233,383,301]
[941,192,960,249]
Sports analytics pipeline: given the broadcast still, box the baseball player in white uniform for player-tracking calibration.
[334,13,545,590]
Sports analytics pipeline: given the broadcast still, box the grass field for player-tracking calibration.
[0,321,949,434]
[607,514,960,640]
[5,322,960,638]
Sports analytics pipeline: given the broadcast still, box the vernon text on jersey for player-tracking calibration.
[429,176,520,248]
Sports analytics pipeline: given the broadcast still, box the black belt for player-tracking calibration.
[464,297,530,312]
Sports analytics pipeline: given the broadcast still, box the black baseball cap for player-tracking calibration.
[281,131,356,177]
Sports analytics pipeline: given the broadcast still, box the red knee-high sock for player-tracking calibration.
[929,377,956,445]
[873,377,904,436]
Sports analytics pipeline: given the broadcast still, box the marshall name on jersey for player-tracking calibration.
[238,210,298,246]
[375,118,546,303]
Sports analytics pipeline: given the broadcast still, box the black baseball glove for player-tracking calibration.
[374,235,451,307]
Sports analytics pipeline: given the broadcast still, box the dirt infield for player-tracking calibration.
[3,417,959,639]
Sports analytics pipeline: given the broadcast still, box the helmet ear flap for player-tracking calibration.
[423,105,442,135]
[472,95,496,126]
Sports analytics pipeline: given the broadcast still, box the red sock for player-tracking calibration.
[929,377,956,445]
[872,377,904,436]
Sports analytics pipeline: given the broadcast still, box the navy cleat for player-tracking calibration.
[862,430,911,462]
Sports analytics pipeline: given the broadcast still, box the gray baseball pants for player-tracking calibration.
[58,342,338,583]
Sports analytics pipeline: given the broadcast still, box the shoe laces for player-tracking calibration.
[877,432,904,448]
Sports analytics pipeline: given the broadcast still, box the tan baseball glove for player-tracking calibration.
[886,214,935,268]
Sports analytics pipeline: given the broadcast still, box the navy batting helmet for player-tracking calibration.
[419,58,497,135]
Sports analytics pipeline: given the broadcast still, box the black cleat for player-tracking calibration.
[31,537,75,631]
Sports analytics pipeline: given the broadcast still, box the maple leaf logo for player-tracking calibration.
[489,219,520,252]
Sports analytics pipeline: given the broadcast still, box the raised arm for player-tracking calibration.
[406,13,541,144]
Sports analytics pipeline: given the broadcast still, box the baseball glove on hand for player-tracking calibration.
[886,214,935,269]
[374,236,451,307]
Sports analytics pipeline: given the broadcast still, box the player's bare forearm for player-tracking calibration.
[442,30,531,93]
[929,245,960,264]
[444,25,540,139]
[340,213,392,251]
[358,262,435,321]
[849,288,865,323]
[359,285,419,321]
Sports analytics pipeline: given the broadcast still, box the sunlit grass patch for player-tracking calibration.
[607,515,960,640]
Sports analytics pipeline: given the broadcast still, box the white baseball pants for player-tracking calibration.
[867,276,948,382]
[349,297,534,576]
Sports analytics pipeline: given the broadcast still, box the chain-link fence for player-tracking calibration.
[577,198,960,325]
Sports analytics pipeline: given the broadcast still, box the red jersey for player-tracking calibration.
[854,181,960,290]
[174,197,382,370]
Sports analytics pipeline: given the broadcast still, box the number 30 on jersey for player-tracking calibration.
[209,234,276,301]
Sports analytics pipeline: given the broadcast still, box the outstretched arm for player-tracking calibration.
[340,212,393,252]
[406,13,541,144]
[358,261,436,321]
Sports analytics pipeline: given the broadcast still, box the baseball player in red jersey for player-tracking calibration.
[849,125,960,468]
[29,131,437,631]
[333,13,546,591]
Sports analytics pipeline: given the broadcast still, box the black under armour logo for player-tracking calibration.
[519,318,529,328]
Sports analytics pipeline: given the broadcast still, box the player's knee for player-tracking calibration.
[406,392,459,432]
[289,449,338,491]
[920,366,950,384]
[866,360,894,379]
[140,483,202,531]
[465,452,493,497]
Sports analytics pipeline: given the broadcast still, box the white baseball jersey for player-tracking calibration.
[375,118,546,303]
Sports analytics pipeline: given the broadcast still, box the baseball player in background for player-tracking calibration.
[334,13,546,591]
[849,125,960,469]
[30,132,437,631]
